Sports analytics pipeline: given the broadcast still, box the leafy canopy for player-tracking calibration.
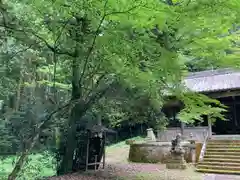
[1,0,240,126]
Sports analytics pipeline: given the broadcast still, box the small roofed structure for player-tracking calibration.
[86,124,117,134]
[85,124,116,171]
[71,121,115,172]
[71,113,117,172]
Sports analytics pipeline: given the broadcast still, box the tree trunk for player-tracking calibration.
[58,28,82,172]
[8,134,39,180]
[58,83,112,174]
[15,73,23,111]
[60,103,81,174]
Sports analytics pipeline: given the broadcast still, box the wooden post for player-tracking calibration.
[207,116,212,138]
[233,96,238,127]
[94,155,97,171]
[195,142,203,163]
[102,131,106,169]
[85,131,90,171]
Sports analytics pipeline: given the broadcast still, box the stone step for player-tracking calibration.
[205,151,240,155]
[202,158,240,163]
[208,140,240,143]
[198,161,240,166]
[207,144,240,148]
[196,168,240,175]
[197,138,240,175]
[206,148,240,152]
[204,154,240,159]
[207,141,240,145]
[197,164,240,171]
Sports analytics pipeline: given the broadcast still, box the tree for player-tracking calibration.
[1,0,181,178]
[174,1,240,71]
[0,0,240,179]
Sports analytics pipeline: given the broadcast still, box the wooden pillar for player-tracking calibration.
[233,96,238,127]
[102,132,106,169]
[85,131,90,171]
[207,116,212,138]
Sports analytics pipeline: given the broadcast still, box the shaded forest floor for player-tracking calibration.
[49,137,240,180]
[48,137,201,180]
[1,137,240,179]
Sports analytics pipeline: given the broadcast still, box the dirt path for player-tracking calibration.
[48,162,240,180]
[203,174,240,180]
[48,142,240,180]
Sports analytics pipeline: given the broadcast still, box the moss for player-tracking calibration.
[128,144,160,163]
[125,140,135,145]
[129,143,194,164]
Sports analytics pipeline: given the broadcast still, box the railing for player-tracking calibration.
[199,131,209,162]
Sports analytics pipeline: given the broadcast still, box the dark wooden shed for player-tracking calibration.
[72,123,116,172]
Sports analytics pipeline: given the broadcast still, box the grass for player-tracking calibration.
[106,136,145,163]
[0,137,143,179]
[0,151,56,180]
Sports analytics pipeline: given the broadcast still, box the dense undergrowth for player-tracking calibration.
[0,137,144,180]
[0,151,56,180]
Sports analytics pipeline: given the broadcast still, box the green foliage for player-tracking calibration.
[0,119,17,152]
[2,0,240,127]
[0,151,56,180]
[178,93,227,123]
[1,0,240,178]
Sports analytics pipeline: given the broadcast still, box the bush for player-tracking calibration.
[125,140,136,145]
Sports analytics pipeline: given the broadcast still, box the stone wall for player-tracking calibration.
[128,142,195,163]
[157,126,208,142]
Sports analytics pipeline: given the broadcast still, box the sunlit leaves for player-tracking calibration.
[2,0,240,125]
[177,93,227,123]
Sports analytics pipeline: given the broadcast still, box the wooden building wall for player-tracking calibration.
[212,96,240,134]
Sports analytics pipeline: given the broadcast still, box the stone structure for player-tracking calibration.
[166,133,187,169]
[157,126,208,142]
[128,141,193,163]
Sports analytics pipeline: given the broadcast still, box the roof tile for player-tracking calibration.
[184,69,240,92]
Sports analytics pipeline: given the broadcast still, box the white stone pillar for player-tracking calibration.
[207,116,212,138]
[146,128,156,142]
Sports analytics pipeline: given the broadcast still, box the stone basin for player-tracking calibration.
[128,141,194,163]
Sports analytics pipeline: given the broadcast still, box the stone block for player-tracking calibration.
[128,142,194,163]
[166,154,187,169]
[166,163,187,169]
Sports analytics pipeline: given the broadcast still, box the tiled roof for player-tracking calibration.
[184,68,240,93]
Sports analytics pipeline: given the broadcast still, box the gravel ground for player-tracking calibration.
[203,174,240,180]
[47,142,240,180]
[47,163,240,180]
[48,163,201,180]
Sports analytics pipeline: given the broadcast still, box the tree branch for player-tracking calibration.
[164,0,185,6]
[84,81,114,112]
[7,99,71,180]
[0,23,76,57]
[84,74,106,101]
[7,44,35,60]
[7,93,93,180]
[79,1,144,84]
[78,0,109,84]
